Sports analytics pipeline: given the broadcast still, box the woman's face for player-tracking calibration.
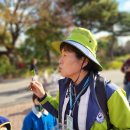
[59,49,84,79]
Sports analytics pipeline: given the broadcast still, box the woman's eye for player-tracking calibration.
[62,54,66,57]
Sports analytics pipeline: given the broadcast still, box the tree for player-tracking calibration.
[20,0,75,65]
[48,0,130,59]
[0,0,49,66]
[97,35,118,59]
[0,0,76,67]
[123,40,130,54]
[75,0,130,58]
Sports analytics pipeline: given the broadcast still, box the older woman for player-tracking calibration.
[30,27,130,130]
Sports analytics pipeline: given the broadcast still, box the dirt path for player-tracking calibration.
[0,102,32,130]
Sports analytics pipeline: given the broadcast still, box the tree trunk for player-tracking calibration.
[46,48,51,65]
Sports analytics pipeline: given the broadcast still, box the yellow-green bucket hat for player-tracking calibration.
[52,27,102,71]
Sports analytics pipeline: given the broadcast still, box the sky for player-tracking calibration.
[117,0,130,12]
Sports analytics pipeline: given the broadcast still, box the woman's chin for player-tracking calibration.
[58,68,68,77]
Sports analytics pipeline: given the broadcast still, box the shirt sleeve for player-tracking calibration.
[108,88,130,129]
[39,92,59,118]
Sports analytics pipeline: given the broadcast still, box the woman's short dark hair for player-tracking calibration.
[60,42,97,72]
[60,42,85,59]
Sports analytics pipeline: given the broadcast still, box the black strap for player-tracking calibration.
[95,75,112,129]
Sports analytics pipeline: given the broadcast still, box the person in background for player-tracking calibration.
[30,27,130,130]
[0,116,11,130]
[30,58,38,75]
[22,94,57,130]
[121,56,130,101]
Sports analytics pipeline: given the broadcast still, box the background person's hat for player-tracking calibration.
[52,27,102,71]
[0,116,11,130]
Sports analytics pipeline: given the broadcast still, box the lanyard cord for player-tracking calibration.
[69,76,90,116]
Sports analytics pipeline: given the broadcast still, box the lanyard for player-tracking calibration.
[69,76,90,116]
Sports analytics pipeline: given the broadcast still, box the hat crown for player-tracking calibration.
[66,27,97,57]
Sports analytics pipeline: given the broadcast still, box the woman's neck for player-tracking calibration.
[71,71,89,85]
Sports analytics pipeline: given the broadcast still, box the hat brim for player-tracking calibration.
[0,122,11,129]
[51,40,102,71]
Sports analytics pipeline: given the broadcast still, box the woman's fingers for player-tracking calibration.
[29,81,45,98]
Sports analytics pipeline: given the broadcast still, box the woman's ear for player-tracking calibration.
[82,58,89,68]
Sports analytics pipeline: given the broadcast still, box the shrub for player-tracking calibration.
[107,61,122,69]
[0,55,15,78]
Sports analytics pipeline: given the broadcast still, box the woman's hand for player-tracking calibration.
[29,80,46,98]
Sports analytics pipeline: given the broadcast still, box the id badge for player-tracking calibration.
[67,115,73,130]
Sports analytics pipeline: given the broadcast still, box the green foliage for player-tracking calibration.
[21,19,64,66]
[117,12,130,32]
[116,54,130,62]
[100,54,130,70]
[107,61,122,69]
[0,55,15,77]
[77,0,118,30]
[97,39,108,58]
